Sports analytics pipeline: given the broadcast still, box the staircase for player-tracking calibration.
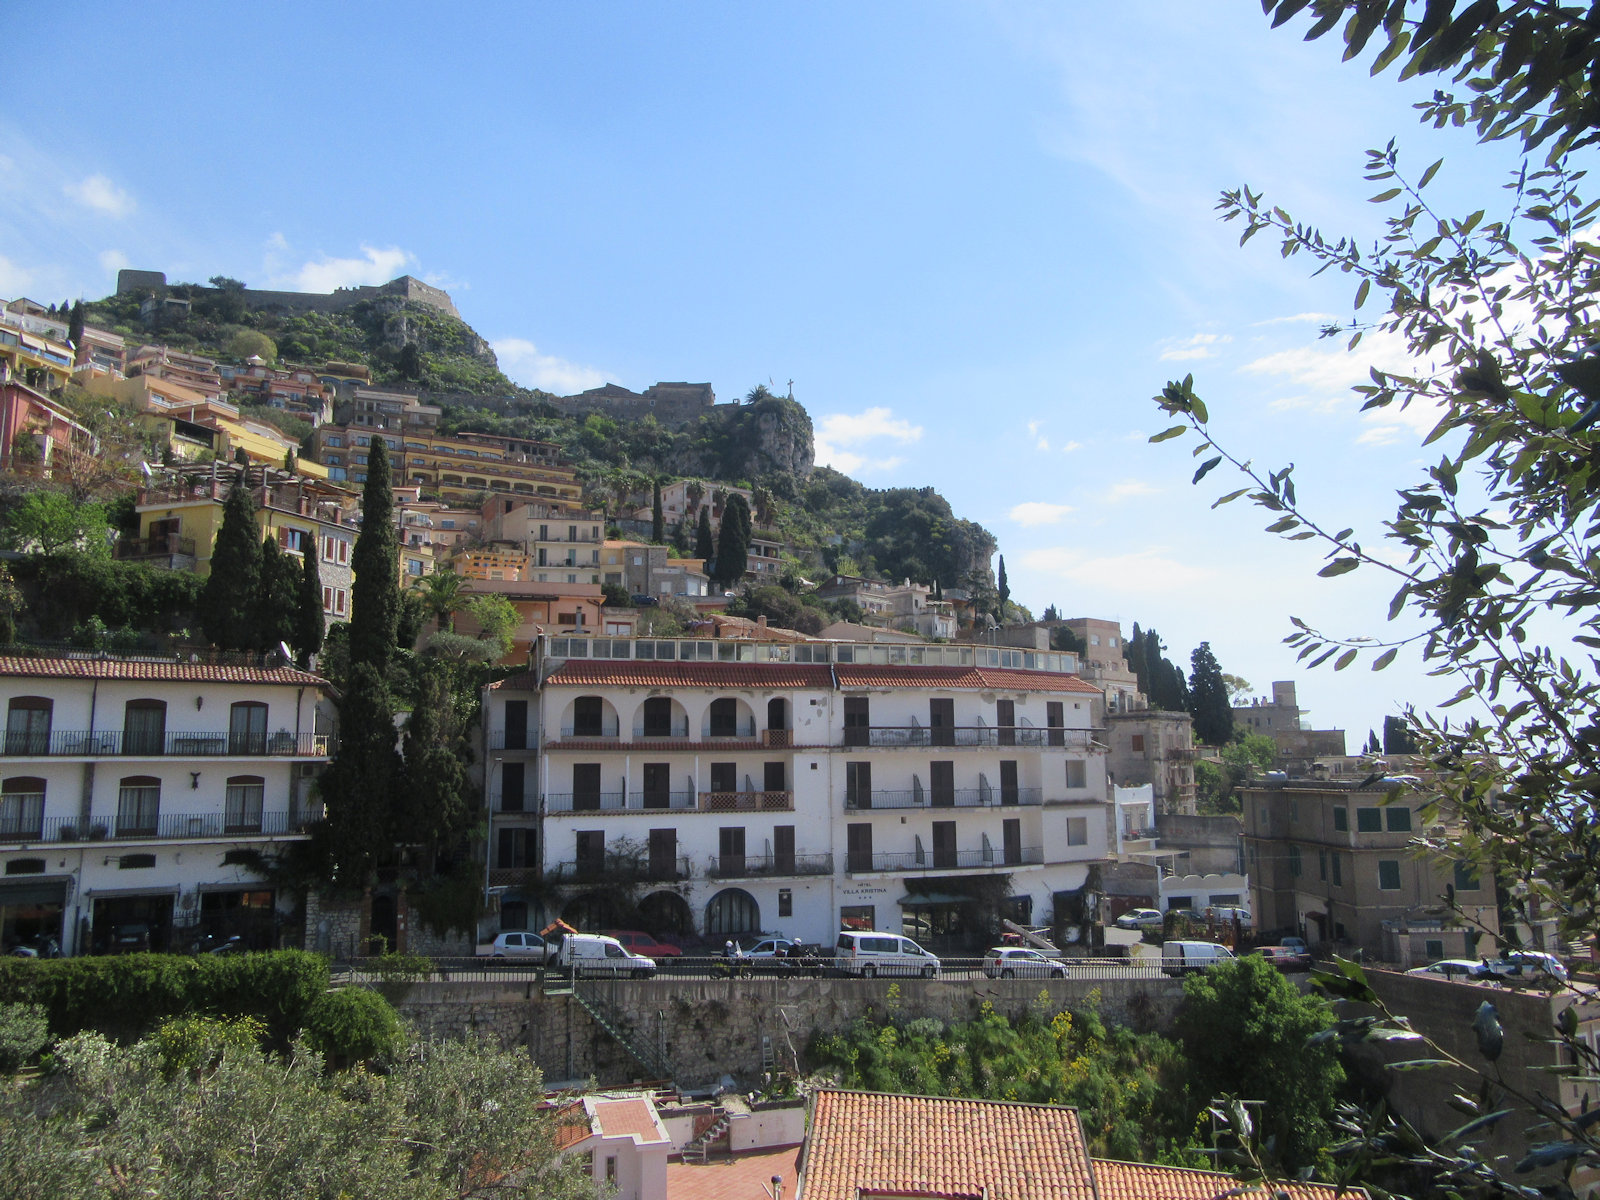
[570,977,677,1083]
[681,1097,750,1164]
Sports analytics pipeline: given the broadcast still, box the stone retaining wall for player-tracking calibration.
[388,974,1185,1090]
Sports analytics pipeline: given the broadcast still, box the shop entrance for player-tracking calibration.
[92,893,175,954]
[199,889,277,950]
[0,878,67,955]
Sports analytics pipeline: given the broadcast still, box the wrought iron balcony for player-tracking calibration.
[845,845,1044,874]
[843,727,1095,750]
[0,731,330,758]
[707,852,834,879]
[0,808,321,845]
[544,854,693,884]
[543,790,697,813]
[844,787,1042,811]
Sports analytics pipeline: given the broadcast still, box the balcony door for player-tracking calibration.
[719,826,746,876]
[1000,760,1019,806]
[843,696,869,747]
[846,822,873,873]
[648,828,677,880]
[123,701,166,757]
[572,764,601,811]
[500,761,525,813]
[574,830,604,877]
[1003,818,1022,866]
[642,762,671,809]
[503,700,528,750]
[1046,701,1065,748]
[929,698,954,747]
[996,699,1016,747]
[641,697,673,737]
[5,699,50,756]
[229,702,267,755]
[774,824,796,874]
[930,761,955,808]
[846,761,871,809]
[709,762,738,795]
[932,820,958,870]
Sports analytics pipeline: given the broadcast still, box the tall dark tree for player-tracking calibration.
[398,661,473,864]
[1188,641,1233,746]
[294,538,325,668]
[1041,603,1060,622]
[199,477,261,651]
[234,446,249,466]
[396,341,423,382]
[348,437,398,670]
[316,662,401,886]
[251,533,299,653]
[67,301,84,349]
[714,495,751,586]
[1364,728,1381,755]
[671,517,689,554]
[694,507,715,561]
[996,555,1010,623]
[1382,715,1419,756]
[651,480,664,543]
[1125,621,1147,694]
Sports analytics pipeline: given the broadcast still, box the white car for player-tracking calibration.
[1404,959,1484,980]
[490,931,556,963]
[1115,908,1164,930]
[1482,952,1569,984]
[983,947,1068,979]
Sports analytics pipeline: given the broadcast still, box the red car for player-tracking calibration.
[1252,945,1311,972]
[600,930,683,957]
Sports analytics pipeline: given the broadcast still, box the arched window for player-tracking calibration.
[225,775,265,833]
[708,699,739,738]
[0,777,43,838]
[229,703,268,755]
[117,776,161,837]
[705,888,760,936]
[5,697,51,755]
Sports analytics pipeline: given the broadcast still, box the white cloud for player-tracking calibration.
[1252,311,1337,326]
[98,249,129,277]
[1009,501,1076,527]
[266,232,289,252]
[289,244,414,293]
[63,174,134,218]
[1022,546,1218,593]
[492,337,608,394]
[1026,419,1049,450]
[1160,332,1233,362]
[0,254,32,295]
[1107,479,1159,502]
[814,406,923,476]
[1060,440,1082,453]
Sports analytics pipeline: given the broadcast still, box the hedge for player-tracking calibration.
[0,951,330,1046]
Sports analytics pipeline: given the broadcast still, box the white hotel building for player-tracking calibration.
[484,635,1110,950]
[0,657,330,956]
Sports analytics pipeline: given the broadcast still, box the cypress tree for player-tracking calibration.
[199,477,261,650]
[294,536,325,668]
[1126,622,1147,693]
[317,662,401,886]
[68,301,84,349]
[997,555,1010,622]
[348,437,398,670]
[695,506,715,562]
[1365,728,1381,754]
[251,533,299,652]
[1188,641,1233,745]
[672,517,690,554]
[234,446,249,466]
[715,494,752,586]
[399,661,472,864]
[1383,715,1419,755]
[651,480,664,543]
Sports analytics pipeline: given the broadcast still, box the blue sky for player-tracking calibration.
[1,3,1532,739]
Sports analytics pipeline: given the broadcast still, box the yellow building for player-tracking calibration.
[451,546,531,582]
[309,425,582,505]
[0,323,74,393]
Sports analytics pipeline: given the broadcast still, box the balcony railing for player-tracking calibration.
[113,534,197,561]
[0,731,331,758]
[707,852,834,879]
[846,845,1044,873]
[699,790,793,812]
[543,791,696,813]
[487,729,534,751]
[844,788,1042,810]
[845,727,1095,750]
[0,809,321,845]
[544,854,693,884]
[561,722,621,739]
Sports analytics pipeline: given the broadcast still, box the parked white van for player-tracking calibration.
[834,931,941,977]
[557,933,657,978]
[1162,940,1236,976]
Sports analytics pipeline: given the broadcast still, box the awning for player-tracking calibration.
[898,892,975,908]
[0,879,69,907]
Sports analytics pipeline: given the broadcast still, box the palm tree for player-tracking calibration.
[685,479,705,517]
[411,567,472,633]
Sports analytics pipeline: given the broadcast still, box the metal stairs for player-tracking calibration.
[570,978,677,1083]
[681,1109,734,1164]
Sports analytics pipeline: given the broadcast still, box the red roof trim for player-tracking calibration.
[0,657,328,686]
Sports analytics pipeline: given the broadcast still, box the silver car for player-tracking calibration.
[983,947,1068,979]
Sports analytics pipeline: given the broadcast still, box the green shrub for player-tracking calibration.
[0,1001,50,1071]
[0,951,330,1046]
[301,988,404,1065]
[151,1013,265,1076]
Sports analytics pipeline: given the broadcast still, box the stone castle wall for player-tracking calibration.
[116,270,459,320]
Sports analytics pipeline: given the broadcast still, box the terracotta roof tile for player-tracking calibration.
[1091,1159,1367,1200]
[800,1090,1096,1200]
[544,661,836,689]
[590,1097,670,1144]
[489,670,540,691]
[0,656,327,687]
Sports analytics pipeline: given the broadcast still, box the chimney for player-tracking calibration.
[758,615,767,629]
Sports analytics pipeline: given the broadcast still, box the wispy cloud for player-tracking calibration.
[1160,332,1232,362]
[1009,501,1076,527]
[98,249,129,277]
[286,244,414,293]
[63,174,134,218]
[0,254,32,294]
[492,337,608,394]
[1061,440,1082,453]
[1026,420,1050,451]
[1107,479,1159,502]
[1252,311,1337,326]
[1021,545,1218,593]
[814,406,923,476]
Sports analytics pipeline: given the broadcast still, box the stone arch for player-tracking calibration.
[562,890,631,930]
[637,891,693,938]
[704,888,760,937]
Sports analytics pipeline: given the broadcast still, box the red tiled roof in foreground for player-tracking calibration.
[800,1090,1096,1200]
[0,656,327,687]
[590,1097,669,1144]
[543,659,1101,695]
[1091,1159,1367,1200]
[668,1145,803,1200]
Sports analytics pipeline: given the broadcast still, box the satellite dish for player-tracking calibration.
[277,641,294,663]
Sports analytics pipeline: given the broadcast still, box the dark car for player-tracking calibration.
[1252,945,1311,972]
[109,923,152,954]
[630,595,660,607]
